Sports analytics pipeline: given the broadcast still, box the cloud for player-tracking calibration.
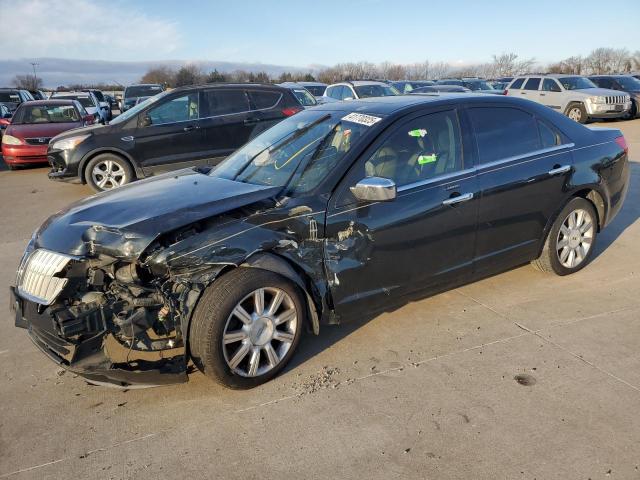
[2,0,181,60]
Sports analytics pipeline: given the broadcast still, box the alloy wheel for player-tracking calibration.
[568,107,582,122]
[222,287,298,377]
[556,208,594,269]
[91,160,127,190]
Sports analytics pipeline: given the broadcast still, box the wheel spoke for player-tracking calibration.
[568,212,576,228]
[96,177,107,188]
[560,225,570,237]
[228,342,251,369]
[581,236,593,245]
[254,288,265,315]
[248,348,261,376]
[232,305,253,325]
[273,330,294,343]
[567,249,576,268]
[263,343,279,367]
[579,221,592,234]
[575,210,584,228]
[223,330,247,344]
[267,290,284,316]
[557,238,569,249]
[560,246,570,263]
[274,308,296,326]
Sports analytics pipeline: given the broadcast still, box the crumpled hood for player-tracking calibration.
[35,169,280,259]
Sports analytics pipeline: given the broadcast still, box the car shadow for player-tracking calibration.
[289,161,640,371]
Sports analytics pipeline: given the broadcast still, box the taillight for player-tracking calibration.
[615,135,628,154]
[282,107,302,117]
[503,89,508,95]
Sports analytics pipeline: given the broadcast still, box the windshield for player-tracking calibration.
[125,85,163,98]
[559,77,597,90]
[354,84,399,98]
[463,80,494,91]
[616,76,640,90]
[13,104,80,124]
[109,92,168,125]
[292,89,317,106]
[0,92,20,103]
[304,85,326,96]
[213,109,376,194]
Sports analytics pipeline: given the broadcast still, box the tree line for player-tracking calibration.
[10,47,640,91]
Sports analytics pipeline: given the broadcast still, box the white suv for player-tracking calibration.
[506,74,631,123]
[323,81,399,101]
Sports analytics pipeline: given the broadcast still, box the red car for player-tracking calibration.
[1,100,93,169]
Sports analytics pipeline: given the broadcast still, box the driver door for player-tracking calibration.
[131,92,207,175]
[324,109,479,319]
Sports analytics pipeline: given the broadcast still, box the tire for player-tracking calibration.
[532,197,597,275]
[189,268,305,389]
[566,103,588,124]
[84,153,134,192]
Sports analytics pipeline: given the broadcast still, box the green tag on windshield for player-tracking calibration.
[418,154,437,165]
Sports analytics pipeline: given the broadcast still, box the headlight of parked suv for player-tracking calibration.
[588,96,607,104]
[1,134,23,145]
[50,134,91,151]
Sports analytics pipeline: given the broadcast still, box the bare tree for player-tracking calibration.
[140,66,175,87]
[491,53,536,77]
[12,74,43,90]
[585,48,631,74]
[174,64,203,87]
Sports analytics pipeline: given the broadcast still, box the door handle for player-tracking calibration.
[183,125,199,132]
[520,92,527,94]
[548,165,571,176]
[540,93,546,96]
[442,192,474,206]
[244,118,260,126]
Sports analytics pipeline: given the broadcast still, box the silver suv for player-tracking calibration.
[323,81,399,101]
[506,74,631,123]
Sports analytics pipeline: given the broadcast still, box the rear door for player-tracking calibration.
[325,108,479,318]
[131,91,206,174]
[198,88,263,166]
[520,77,542,103]
[539,78,564,111]
[467,105,574,275]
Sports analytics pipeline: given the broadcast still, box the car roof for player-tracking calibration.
[52,92,91,97]
[19,99,77,106]
[170,83,288,92]
[298,81,326,86]
[126,83,163,87]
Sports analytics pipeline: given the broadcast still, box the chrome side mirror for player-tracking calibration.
[350,177,396,202]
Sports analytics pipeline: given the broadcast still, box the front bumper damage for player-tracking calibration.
[11,283,188,387]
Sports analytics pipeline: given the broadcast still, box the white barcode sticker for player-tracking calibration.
[341,112,382,127]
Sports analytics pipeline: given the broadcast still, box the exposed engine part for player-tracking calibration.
[115,263,141,284]
[114,307,154,338]
[54,302,106,337]
[114,287,163,307]
[80,291,106,305]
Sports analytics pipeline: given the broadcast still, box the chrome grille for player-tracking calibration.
[17,249,73,305]
[605,95,628,105]
[24,137,52,145]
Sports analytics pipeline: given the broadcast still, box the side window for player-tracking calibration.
[147,93,199,124]
[469,107,541,163]
[341,87,355,100]
[326,86,342,99]
[248,90,281,110]
[363,110,463,187]
[538,120,561,148]
[542,79,561,92]
[202,90,250,116]
[524,78,541,90]
[594,78,610,88]
[510,78,525,89]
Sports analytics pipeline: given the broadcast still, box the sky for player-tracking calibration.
[1,0,639,85]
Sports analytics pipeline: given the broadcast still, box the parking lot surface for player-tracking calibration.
[0,119,639,479]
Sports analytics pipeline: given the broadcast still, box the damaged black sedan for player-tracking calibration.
[11,94,630,388]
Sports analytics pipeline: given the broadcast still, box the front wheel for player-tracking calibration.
[566,103,588,124]
[189,268,304,389]
[85,153,134,192]
[532,197,597,275]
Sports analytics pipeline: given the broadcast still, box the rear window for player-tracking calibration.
[304,85,326,96]
[55,95,94,108]
[0,92,21,103]
[354,84,399,98]
[469,107,541,163]
[248,90,282,110]
[13,104,81,124]
[509,78,525,89]
[202,89,250,116]
[125,85,163,98]
[524,78,541,90]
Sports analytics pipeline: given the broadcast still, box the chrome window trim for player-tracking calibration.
[397,168,476,193]
[476,143,575,173]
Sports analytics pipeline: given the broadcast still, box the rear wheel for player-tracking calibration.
[85,153,134,192]
[532,197,597,275]
[189,268,304,389]
[566,103,588,124]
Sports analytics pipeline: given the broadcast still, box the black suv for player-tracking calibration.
[588,75,640,118]
[47,84,304,191]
